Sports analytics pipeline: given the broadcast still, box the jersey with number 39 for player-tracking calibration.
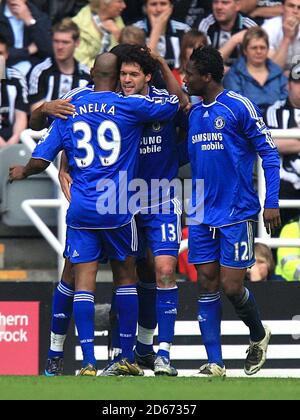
[32,90,179,229]
[188,90,280,227]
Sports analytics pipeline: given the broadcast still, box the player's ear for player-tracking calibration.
[204,73,212,83]
[145,74,152,84]
[90,67,94,80]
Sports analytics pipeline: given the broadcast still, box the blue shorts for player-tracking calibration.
[64,220,138,264]
[188,221,256,269]
[137,199,182,258]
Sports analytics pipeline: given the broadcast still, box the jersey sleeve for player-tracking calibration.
[130,94,179,123]
[32,120,64,162]
[238,99,280,208]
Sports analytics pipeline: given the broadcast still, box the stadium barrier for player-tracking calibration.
[0,281,300,376]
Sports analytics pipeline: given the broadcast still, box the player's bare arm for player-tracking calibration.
[29,98,75,131]
[152,52,190,111]
[59,151,73,203]
[9,158,50,182]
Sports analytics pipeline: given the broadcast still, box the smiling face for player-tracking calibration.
[120,62,151,96]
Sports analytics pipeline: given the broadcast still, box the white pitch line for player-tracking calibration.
[142,369,300,378]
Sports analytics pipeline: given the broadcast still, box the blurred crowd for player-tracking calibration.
[1,0,300,281]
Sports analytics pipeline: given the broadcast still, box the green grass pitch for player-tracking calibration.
[1,377,300,400]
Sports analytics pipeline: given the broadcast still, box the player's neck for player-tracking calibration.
[202,85,224,104]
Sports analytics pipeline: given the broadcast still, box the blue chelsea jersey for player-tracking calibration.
[138,86,187,184]
[188,90,280,227]
[138,86,188,207]
[33,90,179,229]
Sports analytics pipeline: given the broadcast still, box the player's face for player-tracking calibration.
[53,32,79,61]
[244,37,268,66]
[120,62,151,96]
[212,0,238,24]
[183,60,207,96]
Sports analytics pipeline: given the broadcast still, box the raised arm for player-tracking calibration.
[153,53,190,111]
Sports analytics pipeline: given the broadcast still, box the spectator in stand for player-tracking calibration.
[119,25,146,45]
[172,0,212,28]
[239,0,283,25]
[223,27,287,113]
[72,0,126,68]
[0,35,29,149]
[262,0,300,71]
[133,0,191,69]
[265,63,300,226]
[0,0,53,76]
[30,0,89,24]
[247,243,276,282]
[276,217,300,280]
[196,0,256,67]
[28,18,90,112]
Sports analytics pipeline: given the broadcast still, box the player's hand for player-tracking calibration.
[9,165,26,183]
[182,101,192,114]
[263,208,281,235]
[43,99,75,119]
[59,170,73,202]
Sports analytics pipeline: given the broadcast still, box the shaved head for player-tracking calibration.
[92,52,118,79]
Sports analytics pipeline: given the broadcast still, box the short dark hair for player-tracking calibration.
[111,44,158,76]
[190,46,224,83]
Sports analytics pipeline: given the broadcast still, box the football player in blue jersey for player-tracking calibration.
[9,52,179,377]
[183,46,281,377]
[30,45,188,377]
[102,46,188,377]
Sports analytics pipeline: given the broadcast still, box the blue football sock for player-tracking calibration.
[48,280,74,358]
[227,288,265,342]
[198,292,224,367]
[115,285,139,363]
[136,281,157,356]
[73,291,96,367]
[156,287,178,359]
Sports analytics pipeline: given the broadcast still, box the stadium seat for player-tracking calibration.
[0,144,31,210]
[0,144,57,226]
